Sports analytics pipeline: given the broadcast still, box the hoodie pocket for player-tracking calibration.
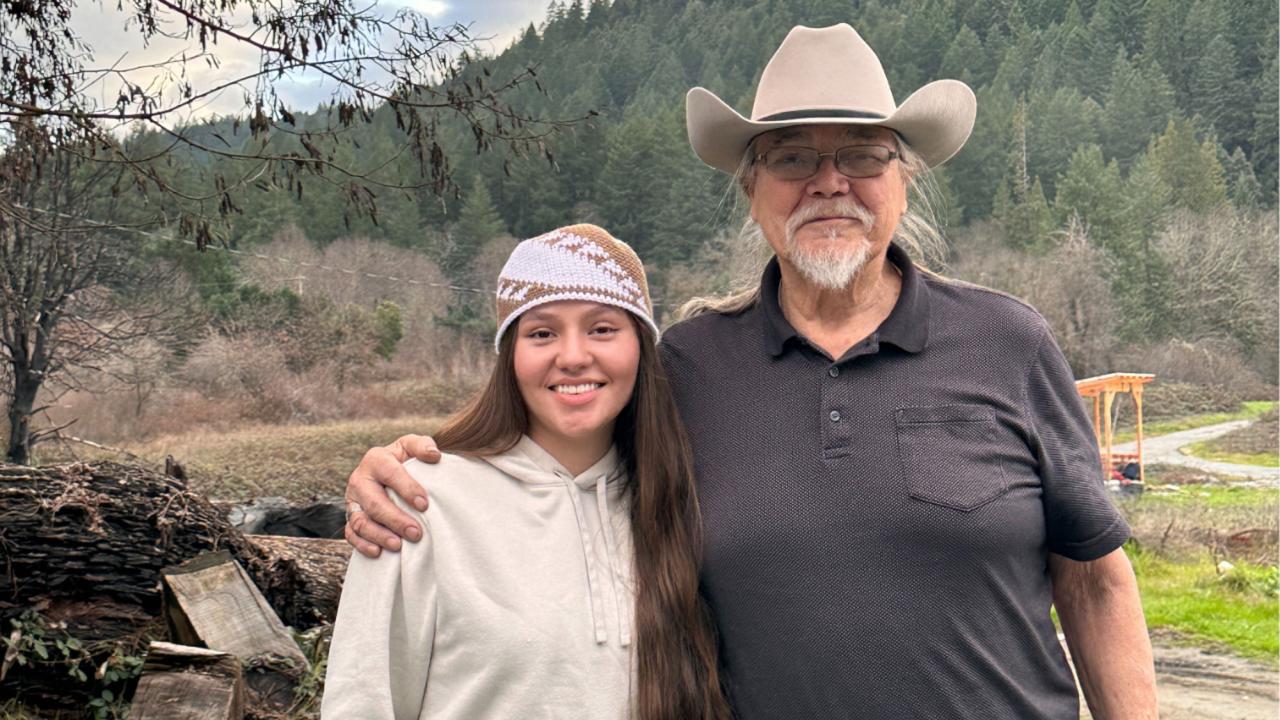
[895,405,1010,511]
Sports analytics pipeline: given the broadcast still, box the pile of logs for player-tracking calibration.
[0,461,351,717]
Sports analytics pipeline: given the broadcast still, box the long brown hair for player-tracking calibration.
[435,319,733,720]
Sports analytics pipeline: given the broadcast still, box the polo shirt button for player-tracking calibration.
[829,410,841,423]
[828,366,840,378]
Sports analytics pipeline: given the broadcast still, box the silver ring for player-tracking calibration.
[346,501,363,523]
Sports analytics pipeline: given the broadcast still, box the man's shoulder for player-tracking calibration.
[922,271,1052,342]
[661,304,760,357]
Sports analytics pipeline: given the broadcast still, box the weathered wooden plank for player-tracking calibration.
[162,551,309,714]
[129,641,244,720]
[162,551,308,669]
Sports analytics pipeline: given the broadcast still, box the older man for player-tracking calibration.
[342,24,1157,719]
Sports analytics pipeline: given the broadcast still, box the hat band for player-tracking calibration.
[756,109,886,122]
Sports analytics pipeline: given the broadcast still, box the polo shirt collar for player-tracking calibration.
[759,243,931,357]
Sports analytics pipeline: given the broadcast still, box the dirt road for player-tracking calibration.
[1076,634,1279,719]
[1152,641,1278,719]
[1111,420,1279,482]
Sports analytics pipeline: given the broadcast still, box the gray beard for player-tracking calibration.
[783,199,875,290]
[788,239,871,290]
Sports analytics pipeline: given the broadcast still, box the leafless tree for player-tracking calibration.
[1156,207,1278,371]
[947,218,1123,377]
[0,124,192,463]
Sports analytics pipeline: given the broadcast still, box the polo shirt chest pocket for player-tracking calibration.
[894,405,1011,511]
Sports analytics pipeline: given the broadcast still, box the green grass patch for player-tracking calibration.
[1181,441,1279,467]
[1127,547,1279,662]
[1111,401,1277,444]
[1133,484,1279,509]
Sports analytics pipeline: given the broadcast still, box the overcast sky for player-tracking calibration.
[66,0,550,123]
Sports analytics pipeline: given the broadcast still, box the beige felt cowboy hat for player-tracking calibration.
[686,23,977,174]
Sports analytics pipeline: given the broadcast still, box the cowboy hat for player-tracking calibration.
[686,24,976,174]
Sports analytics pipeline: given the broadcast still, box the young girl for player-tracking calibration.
[322,224,731,720]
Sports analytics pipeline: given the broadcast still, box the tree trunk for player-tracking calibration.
[4,365,39,465]
[246,535,351,627]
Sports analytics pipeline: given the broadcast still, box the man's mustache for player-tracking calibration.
[785,200,876,238]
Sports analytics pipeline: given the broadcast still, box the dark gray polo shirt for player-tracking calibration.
[659,244,1130,720]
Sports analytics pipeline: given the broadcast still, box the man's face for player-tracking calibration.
[747,124,907,290]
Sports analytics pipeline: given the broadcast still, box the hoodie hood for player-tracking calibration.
[482,434,631,647]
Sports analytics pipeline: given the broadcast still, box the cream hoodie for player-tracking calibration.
[322,436,635,720]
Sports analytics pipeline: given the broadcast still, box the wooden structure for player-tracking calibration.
[1075,373,1156,484]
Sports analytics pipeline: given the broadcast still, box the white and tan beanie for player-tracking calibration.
[494,223,658,352]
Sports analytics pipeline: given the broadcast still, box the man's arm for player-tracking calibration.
[344,435,440,557]
[1049,547,1158,720]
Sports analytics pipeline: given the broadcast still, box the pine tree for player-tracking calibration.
[506,155,570,238]
[1053,144,1126,248]
[1099,53,1176,167]
[448,175,506,283]
[1251,48,1279,204]
[1223,147,1264,211]
[585,0,611,30]
[1087,0,1143,58]
[1026,87,1101,197]
[1146,119,1230,213]
[598,114,677,263]
[993,99,1055,250]
[1139,0,1191,103]
[945,84,1015,221]
[1188,35,1248,149]
[939,25,988,87]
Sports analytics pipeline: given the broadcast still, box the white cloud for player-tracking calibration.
[63,0,546,123]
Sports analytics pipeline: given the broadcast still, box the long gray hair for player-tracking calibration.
[676,136,947,320]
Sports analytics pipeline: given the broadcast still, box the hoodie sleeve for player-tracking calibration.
[322,510,437,719]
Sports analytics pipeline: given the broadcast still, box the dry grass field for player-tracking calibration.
[33,415,448,502]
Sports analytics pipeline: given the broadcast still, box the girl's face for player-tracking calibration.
[513,301,641,454]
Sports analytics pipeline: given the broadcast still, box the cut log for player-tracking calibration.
[129,641,244,720]
[163,552,309,712]
[247,535,351,627]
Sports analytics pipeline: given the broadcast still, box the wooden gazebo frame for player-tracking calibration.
[1075,373,1156,484]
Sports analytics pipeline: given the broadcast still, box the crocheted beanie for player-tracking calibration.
[494,224,659,352]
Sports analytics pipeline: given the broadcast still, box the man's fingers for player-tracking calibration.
[375,455,430,514]
[350,511,405,552]
[359,463,424,539]
[345,447,425,549]
[345,524,384,559]
[394,434,441,464]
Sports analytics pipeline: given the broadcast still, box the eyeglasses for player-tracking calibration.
[754,144,899,181]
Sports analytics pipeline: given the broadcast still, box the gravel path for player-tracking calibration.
[1070,635,1279,719]
[1109,420,1279,482]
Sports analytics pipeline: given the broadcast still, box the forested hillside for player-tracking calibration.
[227,0,1279,246]
[18,0,1280,448]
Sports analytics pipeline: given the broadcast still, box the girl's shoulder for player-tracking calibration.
[400,451,523,512]
[402,451,493,489]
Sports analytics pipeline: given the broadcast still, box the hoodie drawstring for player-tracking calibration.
[564,474,609,645]
[563,472,630,647]
[596,474,631,647]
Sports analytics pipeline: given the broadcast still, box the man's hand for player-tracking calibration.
[344,435,441,558]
